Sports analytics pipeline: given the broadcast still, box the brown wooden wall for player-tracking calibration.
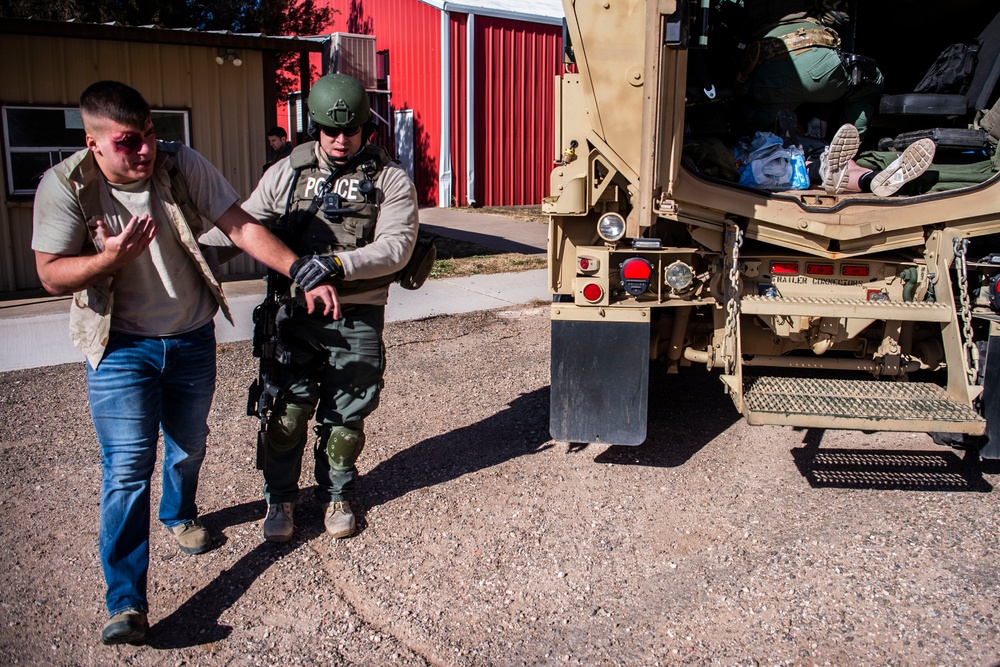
[0,33,270,293]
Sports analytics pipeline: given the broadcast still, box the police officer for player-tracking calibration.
[243,73,419,541]
[730,0,884,139]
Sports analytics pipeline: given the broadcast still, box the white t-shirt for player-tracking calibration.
[32,143,240,336]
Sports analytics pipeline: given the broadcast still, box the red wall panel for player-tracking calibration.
[321,0,442,204]
[310,1,561,207]
[475,17,561,207]
[449,14,468,207]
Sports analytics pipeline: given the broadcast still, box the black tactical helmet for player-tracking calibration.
[307,74,370,130]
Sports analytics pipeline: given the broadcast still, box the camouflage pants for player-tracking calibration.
[856,151,998,194]
[744,21,884,138]
[262,304,385,504]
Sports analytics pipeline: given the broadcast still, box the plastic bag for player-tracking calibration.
[736,132,809,191]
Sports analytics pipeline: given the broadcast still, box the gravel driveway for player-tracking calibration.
[1,305,998,666]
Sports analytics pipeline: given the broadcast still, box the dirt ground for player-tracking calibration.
[1,306,999,666]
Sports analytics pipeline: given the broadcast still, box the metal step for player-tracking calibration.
[742,375,985,434]
[740,295,952,322]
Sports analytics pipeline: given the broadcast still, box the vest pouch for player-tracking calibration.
[398,234,438,290]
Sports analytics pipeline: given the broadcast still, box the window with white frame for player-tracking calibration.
[2,106,190,197]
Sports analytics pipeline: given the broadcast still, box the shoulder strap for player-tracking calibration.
[277,143,383,242]
[289,141,319,170]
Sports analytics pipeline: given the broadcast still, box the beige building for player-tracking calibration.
[0,18,325,294]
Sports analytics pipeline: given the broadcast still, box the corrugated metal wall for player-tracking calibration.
[325,0,443,205]
[314,1,562,207]
[449,14,470,208]
[476,17,562,207]
[0,33,269,292]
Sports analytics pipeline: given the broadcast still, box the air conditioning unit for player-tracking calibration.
[328,33,377,90]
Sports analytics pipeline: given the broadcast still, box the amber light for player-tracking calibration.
[770,261,798,274]
[806,263,835,276]
[842,265,870,277]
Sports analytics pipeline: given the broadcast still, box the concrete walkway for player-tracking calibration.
[0,209,550,372]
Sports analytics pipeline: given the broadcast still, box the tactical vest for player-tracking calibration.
[60,143,232,368]
[278,142,398,296]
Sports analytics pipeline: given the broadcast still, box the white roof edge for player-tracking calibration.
[418,0,564,26]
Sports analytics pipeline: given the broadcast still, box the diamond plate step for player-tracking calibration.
[741,295,952,322]
[742,375,985,433]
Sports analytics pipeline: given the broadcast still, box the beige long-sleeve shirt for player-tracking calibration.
[244,143,419,306]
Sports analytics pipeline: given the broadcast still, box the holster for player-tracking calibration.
[841,53,878,87]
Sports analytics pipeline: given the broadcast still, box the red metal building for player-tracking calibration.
[305,0,564,207]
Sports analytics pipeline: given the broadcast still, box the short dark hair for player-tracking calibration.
[267,126,288,140]
[80,81,151,129]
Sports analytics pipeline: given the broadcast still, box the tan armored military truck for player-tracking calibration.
[546,0,1000,459]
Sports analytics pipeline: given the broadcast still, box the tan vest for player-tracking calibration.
[57,145,233,368]
[280,142,398,296]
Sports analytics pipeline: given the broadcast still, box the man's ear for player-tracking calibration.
[85,133,101,155]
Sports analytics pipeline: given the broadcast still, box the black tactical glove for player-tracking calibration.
[289,254,344,292]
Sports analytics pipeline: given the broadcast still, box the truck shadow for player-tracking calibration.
[593,366,740,468]
[791,427,994,492]
[360,386,553,508]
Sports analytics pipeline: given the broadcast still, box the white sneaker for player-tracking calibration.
[263,501,295,542]
[871,138,936,197]
[321,500,356,539]
[820,124,860,194]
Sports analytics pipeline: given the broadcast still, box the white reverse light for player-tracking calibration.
[665,260,694,290]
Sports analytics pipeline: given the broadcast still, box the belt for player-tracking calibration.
[757,27,840,62]
[736,27,840,84]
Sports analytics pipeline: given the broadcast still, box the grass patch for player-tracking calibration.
[429,254,546,279]
[420,205,548,279]
[423,231,546,279]
[456,206,548,224]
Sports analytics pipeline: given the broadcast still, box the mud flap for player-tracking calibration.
[549,318,649,446]
[981,334,1000,459]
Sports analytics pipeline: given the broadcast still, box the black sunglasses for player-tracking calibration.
[319,125,362,138]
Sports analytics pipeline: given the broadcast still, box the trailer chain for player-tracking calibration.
[723,223,743,375]
[953,236,980,384]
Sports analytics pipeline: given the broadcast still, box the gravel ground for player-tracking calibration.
[1,305,999,666]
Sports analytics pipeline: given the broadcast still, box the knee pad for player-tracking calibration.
[317,423,366,470]
[266,402,313,452]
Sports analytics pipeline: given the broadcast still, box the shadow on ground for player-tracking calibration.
[146,387,551,647]
[791,427,994,492]
[592,366,741,468]
[361,386,552,507]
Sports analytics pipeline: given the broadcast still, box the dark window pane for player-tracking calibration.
[10,152,54,192]
[152,112,187,143]
[6,109,86,148]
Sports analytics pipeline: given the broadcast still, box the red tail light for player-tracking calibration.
[842,265,870,277]
[770,261,798,274]
[582,283,604,302]
[806,263,835,275]
[620,257,653,296]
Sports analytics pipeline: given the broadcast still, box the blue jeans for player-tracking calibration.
[86,321,216,616]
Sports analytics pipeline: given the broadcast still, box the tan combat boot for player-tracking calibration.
[321,500,355,538]
[263,501,295,542]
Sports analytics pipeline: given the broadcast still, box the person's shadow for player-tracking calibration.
[146,499,331,648]
[146,387,552,648]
